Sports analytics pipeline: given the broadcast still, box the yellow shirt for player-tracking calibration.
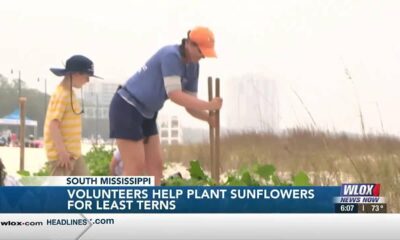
[44,84,82,161]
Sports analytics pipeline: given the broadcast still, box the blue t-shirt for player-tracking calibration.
[118,45,199,118]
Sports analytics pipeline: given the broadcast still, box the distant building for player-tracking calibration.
[82,82,119,120]
[157,115,183,145]
[81,82,120,139]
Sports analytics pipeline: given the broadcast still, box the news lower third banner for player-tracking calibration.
[0,187,338,213]
[0,178,394,240]
[0,177,387,213]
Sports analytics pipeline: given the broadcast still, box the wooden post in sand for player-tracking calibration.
[208,77,215,180]
[208,77,221,183]
[19,97,26,171]
[214,78,220,183]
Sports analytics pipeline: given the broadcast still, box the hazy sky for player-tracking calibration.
[1,0,400,135]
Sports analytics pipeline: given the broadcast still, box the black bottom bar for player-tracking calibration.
[358,203,387,213]
[335,204,358,213]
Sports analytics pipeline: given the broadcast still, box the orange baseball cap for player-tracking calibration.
[189,26,217,58]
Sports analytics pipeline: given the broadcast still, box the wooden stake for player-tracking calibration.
[19,97,26,172]
[208,77,215,180]
[215,78,220,183]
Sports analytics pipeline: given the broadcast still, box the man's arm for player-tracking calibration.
[49,120,66,153]
[49,119,72,170]
[185,108,209,122]
[168,90,222,111]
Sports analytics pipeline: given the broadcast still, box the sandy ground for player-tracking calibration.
[1,144,355,184]
[0,144,96,176]
[0,144,189,179]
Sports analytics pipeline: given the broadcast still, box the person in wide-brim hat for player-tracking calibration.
[44,55,101,176]
[49,55,102,79]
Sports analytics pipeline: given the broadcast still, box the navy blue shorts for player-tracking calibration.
[109,93,158,141]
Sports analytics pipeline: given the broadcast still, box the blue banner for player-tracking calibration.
[0,186,340,213]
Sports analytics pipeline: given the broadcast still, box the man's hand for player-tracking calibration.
[57,150,73,171]
[209,97,223,111]
[208,112,218,128]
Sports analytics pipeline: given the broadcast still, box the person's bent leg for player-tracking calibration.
[48,160,71,176]
[144,135,163,185]
[109,93,147,177]
[117,138,145,176]
[70,157,89,176]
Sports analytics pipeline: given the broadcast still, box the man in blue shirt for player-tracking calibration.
[109,26,222,185]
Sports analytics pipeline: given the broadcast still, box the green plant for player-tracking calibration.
[17,164,50,177]
[163,160,311,186]
[17,164,51,185]
[84,144,114,176]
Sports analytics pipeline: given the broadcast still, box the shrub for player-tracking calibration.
[163,160,311,186]
[85,145,114,176]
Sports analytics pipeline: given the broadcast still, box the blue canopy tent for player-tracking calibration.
[0,109,38,138]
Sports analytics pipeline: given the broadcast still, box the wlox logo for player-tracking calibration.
[1,221,24,226]
[340,184,380,196]
[1,221,43,226]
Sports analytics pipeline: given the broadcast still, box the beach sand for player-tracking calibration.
[0,144,95,176]
[0,144,189,179]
